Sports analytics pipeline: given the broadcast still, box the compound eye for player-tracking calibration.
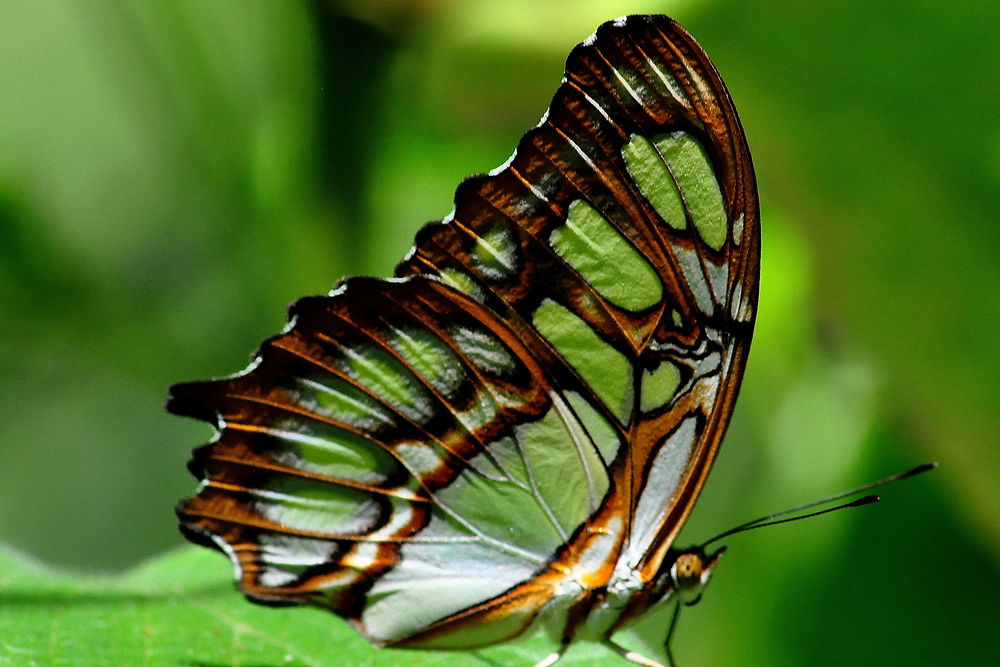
[672,553,705,591]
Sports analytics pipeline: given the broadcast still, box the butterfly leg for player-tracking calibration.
[662,597,683,667]
[602,640,667,667]
[532,647,567,667]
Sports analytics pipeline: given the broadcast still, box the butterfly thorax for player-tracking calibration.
[542,527,723,646]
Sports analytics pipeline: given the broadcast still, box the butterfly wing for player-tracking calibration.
[171,277,614,645]
[170,13,757,652]
[396,14,758,583]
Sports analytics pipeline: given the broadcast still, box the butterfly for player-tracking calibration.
[169,14,758,666]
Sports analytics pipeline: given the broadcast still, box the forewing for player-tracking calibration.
[396,14,758,575]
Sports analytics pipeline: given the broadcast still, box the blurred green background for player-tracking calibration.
[0,0,997,664]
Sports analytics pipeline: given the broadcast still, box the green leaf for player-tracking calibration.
[0,544,619,665]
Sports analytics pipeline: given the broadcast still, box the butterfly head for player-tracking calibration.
[668,546,726,606]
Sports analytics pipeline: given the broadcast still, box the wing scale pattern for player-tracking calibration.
[170,13,758,656]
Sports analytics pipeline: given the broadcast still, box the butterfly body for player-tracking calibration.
[170,13,757,663]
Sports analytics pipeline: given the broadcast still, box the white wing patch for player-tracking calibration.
[622,416,699,569]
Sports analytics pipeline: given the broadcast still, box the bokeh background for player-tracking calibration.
[1,0,997,664]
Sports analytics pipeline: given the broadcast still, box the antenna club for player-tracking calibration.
[905,462,938,477]
[698,464,935,548]
[851,495,880,507]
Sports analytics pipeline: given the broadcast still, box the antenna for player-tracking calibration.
[701,462,937,549]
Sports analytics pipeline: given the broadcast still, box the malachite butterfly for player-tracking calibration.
[169,14,758,666]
